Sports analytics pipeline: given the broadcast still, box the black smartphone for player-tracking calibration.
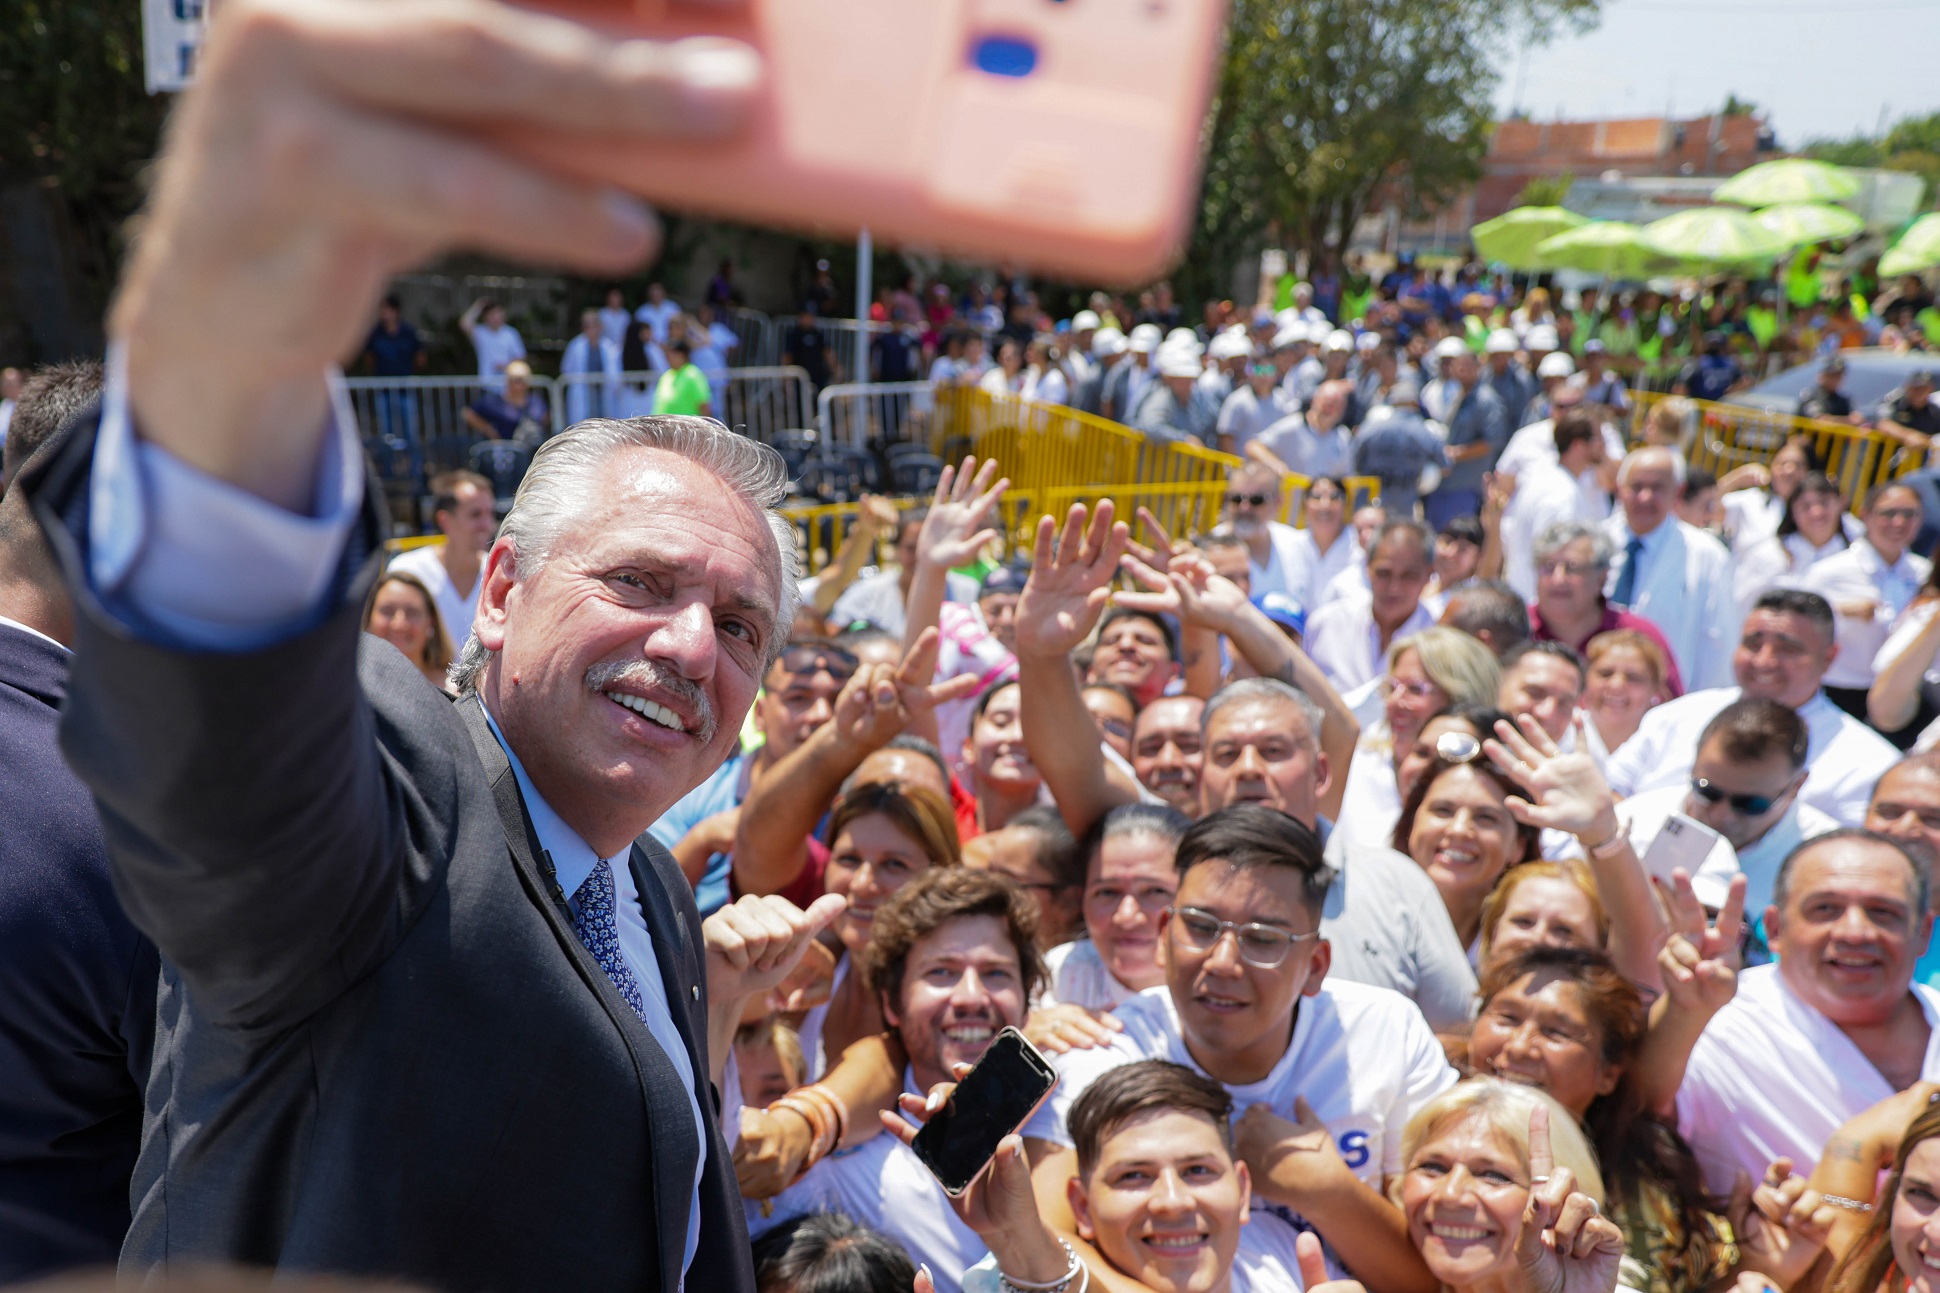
[909,1026,1059,1197]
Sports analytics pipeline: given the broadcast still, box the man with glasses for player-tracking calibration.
[1617,698,1835,958]
[1607,589,1898,827]
[1218,460,1307,605]
[648,640,859,914]
[1019,805,1456,1293]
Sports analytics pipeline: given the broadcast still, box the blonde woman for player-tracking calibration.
[1336,626,1502,851]
[362,570,454,693]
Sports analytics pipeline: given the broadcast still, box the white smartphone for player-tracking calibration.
[1640,812,1723,886]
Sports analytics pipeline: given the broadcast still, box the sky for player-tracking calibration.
[1492,0,1940,147]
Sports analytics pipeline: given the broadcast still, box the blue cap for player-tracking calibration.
[1252,590,1307,636]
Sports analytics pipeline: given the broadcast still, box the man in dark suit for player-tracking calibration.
[0,360,163,1284]
[20,3,843,1289]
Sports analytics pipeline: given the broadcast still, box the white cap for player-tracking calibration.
[1485,328,1520,355]
[1071,310,1102,332]
[1526,324,1560,352]
[1128,323,1163,353]
[1274,307,1301,330]
[1157,341,1204,378]
[1209,332,1254,360]
[1270,326,1305,352]
[1165,327,1199,348]
[1355,331,1382,353]
[1537,351,1576,379]
[1322,329,1354,353]
[1092,326,1127,357]
[1432,336,1469,360]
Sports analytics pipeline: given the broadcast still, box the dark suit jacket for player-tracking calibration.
[0,620,158,1283]
[26,415,754,1293]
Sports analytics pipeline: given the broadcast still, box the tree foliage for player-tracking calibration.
[1176,0,1600,302]
[0,1,170,345]
[1802,111,1940,209]
[1514,172,1575,208]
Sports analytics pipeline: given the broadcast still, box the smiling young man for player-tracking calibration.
[750,867,1045,1293]
[1651,830,1940,1195]
[1088,608,1183,710]
[1021,806,1457,1293]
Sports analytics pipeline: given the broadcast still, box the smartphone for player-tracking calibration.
[910,1026,1058,1197]
[509,0,1228,284]
[1640,812,1724,886]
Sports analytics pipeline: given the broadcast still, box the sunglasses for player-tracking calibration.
[1690,777,1782,817]
[776,644,859,681]
[1226,493,1272,508]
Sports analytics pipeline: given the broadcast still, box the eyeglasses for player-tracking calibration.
[1436,730,1484,763]
[1385,678,1441,700]
[1538,560,1605,579]
[777,644,859,681]
[1226,493,1272,508]
[1166,905,1319,968]
[1875,508,1923,523]
[1690,777,1782,817]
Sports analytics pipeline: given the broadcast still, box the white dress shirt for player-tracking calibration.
[597,305,634,352]
[1803,540,1932,689]
[1732,533,1851,633]
[1602,515,1737,691]
[560,331,624,426]
[1723,488,1786,552]
[86,349,708,1278]
[634,298,682,344]
[469,322,526,388]
[1301,594,1437,692]
[1501,457,1602,600]
[1603,685,1900,828]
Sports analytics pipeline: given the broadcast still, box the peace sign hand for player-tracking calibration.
[917,457,1010,571]
[1730,1157,1835,1289]
[1658,869,1746,1019]
[1515,1103,1626,1293]
[828,627,983,753]
[1013,502,1130,660]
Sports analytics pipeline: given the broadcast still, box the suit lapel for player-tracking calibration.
[456,695,695,1288]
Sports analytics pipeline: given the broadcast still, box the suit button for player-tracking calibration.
[691,984,700,1001]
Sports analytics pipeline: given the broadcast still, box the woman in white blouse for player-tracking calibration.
[978,338,1024,395]
[1866,552,1940,748]
[1721,433,1820,552]
[1731,471,1853,627]
[1041,804,1191,1011]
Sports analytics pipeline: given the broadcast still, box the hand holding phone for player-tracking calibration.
[890,1026,1057,1197]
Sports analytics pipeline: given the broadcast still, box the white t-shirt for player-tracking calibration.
[1501,457,1603,601]
[1023,982,1457,1282]
[1302,595,1437,693]
[961,1210,1310,1293]
[597,306,634,352]
[1723,489,1786,553]
[1604,686,1898,828]
[828,567,980,636]
[635,298,682,344]
[1042,938,1137,1011]
[1678,965,1940,1195]
[386,544,480,652]
[1335,743,1404,854]
[752,1070,987,1293]
[1732,533,1851,634]
[469,322,526,386]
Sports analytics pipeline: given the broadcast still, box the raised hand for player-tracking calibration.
[1731,1158,1835,1289]
[917,457,1010,571]
[1013,502,1130,659]
[703,891,847,1009]
[1658,869,1746,1018]
[1116,550,1251,630]
[1515,1103,1626,1293]
[1232,1098,1357,1209]
[1481,472,1516,533]
[827,627,983,752]
[1125,506,1194,569]
[1484,715,1620,840]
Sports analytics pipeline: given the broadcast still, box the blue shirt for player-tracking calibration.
[647,748,752,917]
[364,321,421,377]
[1681,353,1741,403]
[1441,382,1510,492]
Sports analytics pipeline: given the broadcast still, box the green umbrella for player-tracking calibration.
[1754,201,1865,249]
[1470,206,1590,270]
[1639,207,1789,267]
[1880,213,1940,277]
[1532,221,1684,279]
[1713,158,1862,207]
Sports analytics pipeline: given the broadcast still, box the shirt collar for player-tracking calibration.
[479,701,618,906]
[0,613,69,655]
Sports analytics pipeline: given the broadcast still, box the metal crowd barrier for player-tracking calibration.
[547,366,813,443]
[1630,389,1914,509]
[818,381,935,448]
[726,307,783,367]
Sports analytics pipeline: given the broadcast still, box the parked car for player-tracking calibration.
[1726,348,1936,418]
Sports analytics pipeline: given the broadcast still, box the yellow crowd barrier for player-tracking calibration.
[1630,390,1915,510]
[785,385,1382,574]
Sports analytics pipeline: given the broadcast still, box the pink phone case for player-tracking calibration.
[509,0,1227,284]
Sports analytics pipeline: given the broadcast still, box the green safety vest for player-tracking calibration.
[1598,318,1640,357]
[1464,315,1489,352]
[1274,273,1298,312]
[1786,256,1821,309]
[1570,310,1601,356]
[1746,305,1778,348]
[1917,305,1940,339]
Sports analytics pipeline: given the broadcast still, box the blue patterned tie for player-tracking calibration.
[571,861,647,1021]
[1610,536,1645,608]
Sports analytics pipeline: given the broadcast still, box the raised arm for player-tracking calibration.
[1633,870,1744,1116]
[1869,600,1940,733]
[732,631,978,896]
[811,495,897,616]
[459,297,487,339]
[1015,503,1138,838]
[1476,471,1513,582]
[901,457,1008,658]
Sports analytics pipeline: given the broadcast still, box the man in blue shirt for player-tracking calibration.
[362,295,423,444]
[1426,351,1510,528]
[1676,332,1743,403]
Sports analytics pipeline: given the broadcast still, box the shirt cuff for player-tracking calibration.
[88,343,366,649]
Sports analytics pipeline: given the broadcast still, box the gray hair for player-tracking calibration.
[448,416,800,694]
[1533,520,1617,571]
[1202,677,1324,753]
[1616,445,1687,488]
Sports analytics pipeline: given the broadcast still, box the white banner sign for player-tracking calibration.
[142,0,208,94]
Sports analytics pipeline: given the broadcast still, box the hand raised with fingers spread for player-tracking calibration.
[1013,502,1130,660]
[1116,550,1250,631]
[1483,715,1621,841]
[917,457,1010,571]
[827,628,983,752]
[1657,869,1745,1018]
[1515,1102,1626,1293]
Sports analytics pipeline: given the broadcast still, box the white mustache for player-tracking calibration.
[584,659,717,744]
